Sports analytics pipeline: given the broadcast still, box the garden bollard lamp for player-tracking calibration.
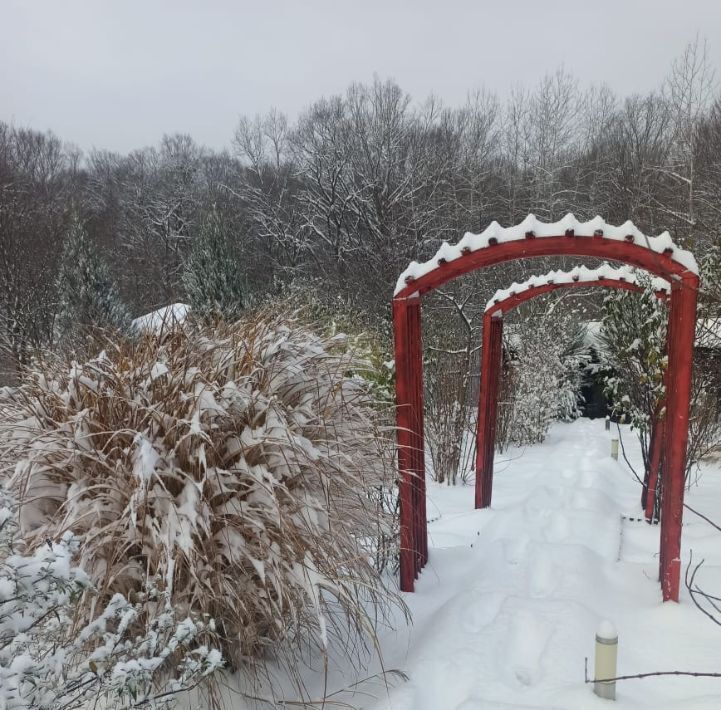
[594,620,618,700]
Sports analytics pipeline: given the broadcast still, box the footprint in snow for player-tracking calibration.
[503,535,529,565]
[579,468,597,489]
[500,610,554,688]
[527,550,558,598]
[465,592,506,633]
[560,467,579,484]
[544,511,571,542]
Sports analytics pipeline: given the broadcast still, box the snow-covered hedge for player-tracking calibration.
[0,311,400,688]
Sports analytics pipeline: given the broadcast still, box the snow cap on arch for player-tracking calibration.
[485,263,670,312]
[395,214,698,296]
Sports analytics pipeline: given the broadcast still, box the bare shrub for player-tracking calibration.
[0,310,404,700]
[496,304,588,452]
[423,288,481,485]
[425,366,476,486]
[687,320,721,474]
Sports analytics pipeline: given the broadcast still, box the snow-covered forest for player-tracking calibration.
[2,12,721,709]
[2,40,721,376]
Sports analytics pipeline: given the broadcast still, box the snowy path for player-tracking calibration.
[364,419,721,710]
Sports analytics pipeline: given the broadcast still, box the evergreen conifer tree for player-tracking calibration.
[55,218,131,345]
[182,210,244,322]
[599,276,667,471]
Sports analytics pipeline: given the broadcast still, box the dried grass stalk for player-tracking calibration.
[0,309,404,690]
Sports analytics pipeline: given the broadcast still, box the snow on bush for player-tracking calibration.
[497,310,588,451]
[0,490,222,709]
[54,217,132,349]
[182,211,245,323]
[599,275,667,463]
[0,310,400,690]
[600,268,721,493]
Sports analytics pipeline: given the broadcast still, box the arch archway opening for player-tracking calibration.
[476,263,669,521]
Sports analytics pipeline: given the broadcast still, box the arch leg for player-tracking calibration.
[393,297,426,591]
[660,282,697,602]
[476,313,503,508]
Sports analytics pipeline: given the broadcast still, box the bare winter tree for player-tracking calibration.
[2,45,721,410]
[661,36,717,247]
[232,109,311,285]
[84,135,206,310]
[0,124,73,377]
[423,284,483,485]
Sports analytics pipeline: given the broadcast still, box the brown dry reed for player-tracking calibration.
[0,308,405,703]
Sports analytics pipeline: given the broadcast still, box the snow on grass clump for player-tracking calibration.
[0,310,402,696]
[0,490,222,709]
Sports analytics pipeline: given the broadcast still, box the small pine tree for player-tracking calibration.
[699,243,721,315]
[599,276,667,470]
[55,219,131,346]
[182,211,245,322]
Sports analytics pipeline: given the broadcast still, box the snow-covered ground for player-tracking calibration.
[204,418,721,709]
[363,418,721,710]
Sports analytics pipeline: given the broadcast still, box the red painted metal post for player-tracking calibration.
[406,300,427,572]
[659,278,698,602]
[658,290,679,578]
[393,297,416,592]
[475,313,495,508]
[476,312,504,508]
[407,304,419,580]
[482,315,504,507]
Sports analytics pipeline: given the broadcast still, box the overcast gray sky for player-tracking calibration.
[2,0,721,153]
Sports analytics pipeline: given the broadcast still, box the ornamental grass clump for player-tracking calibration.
[0,309,401,688]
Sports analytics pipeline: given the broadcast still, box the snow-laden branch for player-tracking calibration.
[0,493,223,709]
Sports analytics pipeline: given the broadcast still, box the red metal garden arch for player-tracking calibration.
[475,264,669,521]
[393,214,699,602]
